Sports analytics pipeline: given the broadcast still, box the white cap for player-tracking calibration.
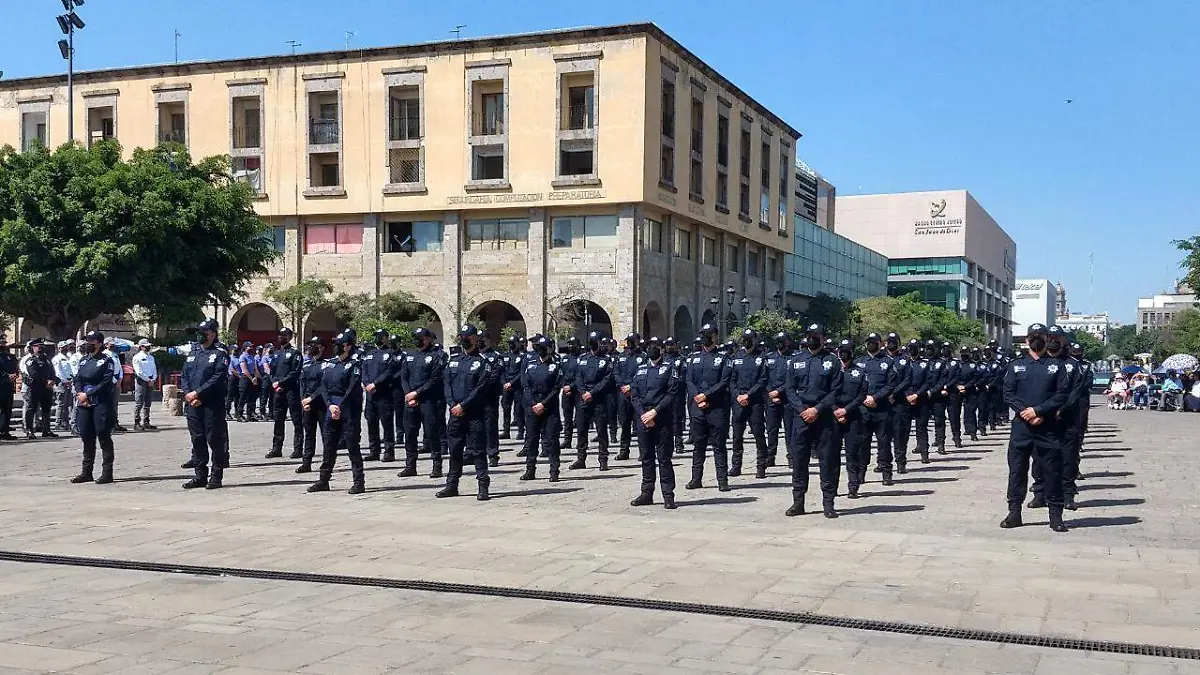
[137,339,151,347]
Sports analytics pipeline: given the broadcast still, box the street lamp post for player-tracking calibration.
[56,0,85,144]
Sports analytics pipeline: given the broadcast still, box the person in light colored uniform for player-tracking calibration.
[131,339,158,430]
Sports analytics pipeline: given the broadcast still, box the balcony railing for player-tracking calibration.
[309,118,339,145]
[389,116,421,142]
[472,112,505,137]
[564,102,593,131]
[160,130,186,145]
[233,125,261,149]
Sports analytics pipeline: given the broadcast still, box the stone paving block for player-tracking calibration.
[0,642,109,671]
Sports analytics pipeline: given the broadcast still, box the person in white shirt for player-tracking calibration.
[51,340,76,431]
[131,339,158,430]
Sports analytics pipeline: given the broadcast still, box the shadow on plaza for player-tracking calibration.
[1083,470,1134,479]
[1076,482,1136,491]
[863,488,935,498]
[1067,515,1143,528]
[115,474,194,484]
[224,479,315,489]
[678,496,757,507]
[1077,497,1145,508]
[1084,453,1128,460]
[907,464,971,472]
[838,503,925,516]
[491,487,584,499]
[894,476,958,485]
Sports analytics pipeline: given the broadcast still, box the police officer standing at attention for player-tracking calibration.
[833,339,867,498]
[763,332,793,473]
[520,335,564,481]
[978,342,1000,434]
[439,324,494,500]
[22,339,57,440]
[0,334,17,441]
[630,337,679,509]
[237,341,259,422]
[963,347,984,441]
[885,333,915,474]
[389,333,407,450]
[784,324,841,517]
[266,328,304,460]
[182,319,231,490]
[663,337,688,458]
[614,333,645,462]
[570,331,614,471]
[729,328,767,478]
[399,327,445,478]
[685,323,732,492]
[559,337,580,451]
[303,328,366,494]
[71,331,117,485]
[1000,323,1072,532]
[1028,326,1083,511]
[500,334,525,441]
[361,329,397,463]
[857,333,896,486]
[295,337,327,474]
[910,340,935,464]
[944,345,967,449]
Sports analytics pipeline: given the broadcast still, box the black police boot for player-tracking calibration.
[823,501,838,519]
[539,448,549,458]
[133,423,143,431]
[70,471,93,484]
[1065,494,1078,511]
[515,431,524,442]
[381,451,395,463]
[598,457,610,471]
[1049,510,1069,533]
[615,449,630,461]
[143,423,157,430]
[755,468,767,479]
[24,431,36,440]
[182,469,208,490]
[980,428,988,437]
[516,447,529,458]
[896,464,908,475]
[920,451,930,464]
[295,461,312,474]
[1027,493,1047,509]
[549,471,560,483]
[519,468,536,481]
[289,449,303,459]
[307,479,330,493]
[936,443,947,455]
[729,455,742,477]
[881,473,895,487]
[766,455,777,468]
[205,468,223,490]
[489,455,500,468]
[1000,510,1023,529]
[568,458,586,470]
[717,481,731,492]
[848,485,860,499]
[785,501,805,517]
[435,485,458,498]
[873,465,883,474]
[430,459,444,479]
[685,476,702,490]
[95,469,113,485]
[398,465,418,478]
[265,448,283,459]
[953,438,963,449]
[630,493,653,507]
[499,430,510,440]
[363,451,381,462]
[42,430,59,438]
[181,458,198,469]
[477,484,490,501]
[663,495,677,510]
[970,433,978,442]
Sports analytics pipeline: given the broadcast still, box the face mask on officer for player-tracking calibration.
[838,347,853,363]
[866,339,881,354]
[701,333,715,348]
[806,334,823,351]
[1047,338,1064,355]
[1028,335,1047,353]
[200,331,216,347]
[79,343,95,355]
[535,342,550,359]
[647,344,663,362]
[462,336,478,352]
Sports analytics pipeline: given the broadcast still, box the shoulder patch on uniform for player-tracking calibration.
[880,362,889,370]
[851,369,861,377]
[470,360,481,371]
[1048,364,1059,373]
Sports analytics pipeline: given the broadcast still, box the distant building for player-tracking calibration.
[793,159,835,231]
[1011,279,1058,338]
[835,190,1017,343]
[1137,283,1197,332]
[1055,281,1068,319]
[1058,312,1114,344]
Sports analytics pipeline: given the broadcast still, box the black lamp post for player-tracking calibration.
[773,291,783,310]
[56,0,85,144]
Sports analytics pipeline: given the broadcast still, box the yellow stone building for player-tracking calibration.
[0,23,798,345]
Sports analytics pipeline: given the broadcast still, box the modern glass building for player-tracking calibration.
[787,214,888,301]
[886,257,970,311]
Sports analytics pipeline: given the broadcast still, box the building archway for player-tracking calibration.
[304,306,345,343]
[470,300,527,344]
[641,302,667,339]
[228,303,283,346]
[700,308,716,329]
[554,300,613,341]
[673,306,694,341]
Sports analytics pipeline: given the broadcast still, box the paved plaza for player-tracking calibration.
[0,399,1196,674]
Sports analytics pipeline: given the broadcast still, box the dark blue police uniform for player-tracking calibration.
[360,339,397,462]
[181,323,230,489]
[570,339,614,470]
[520,341,564,479]
[296,342,327,472]
[631,352,679,505]
[729,344,768,477]
[268,338,304,459]
[685,339,732,490]
[308,334,365,493]
[784,340,841,514]
[72,342,116,483]
[400,340,446,477]
[441,332,494,499]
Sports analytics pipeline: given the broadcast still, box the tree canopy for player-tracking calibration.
[0,141,278,337]
[1174,236,1200,296]
[850,293,986,347]
[1070,329,1107,362]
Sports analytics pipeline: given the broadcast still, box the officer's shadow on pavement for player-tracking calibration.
[907,464,971,472]
[490,487,584,499]
[837,503,925,516]
[222,479,314,489]
[894,476,957,485]
[677,496,756,507]
[1076,482,1136,491]
[1065,515,1142,528]
[115,474,194,484]
[1075,497,1145,508]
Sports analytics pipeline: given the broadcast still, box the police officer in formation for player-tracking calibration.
[558,337,580,451]
[520,334,563,481]
[784,324,841,517]
[763,331,793,472]
[181,319,231,490]
[729,328,767,478]
[499,334,525,442]
[685,323,732,492]
[630,337,678,509]
[833,338,868,498]
[614,333,646,461]
[266,327,303,460]
[570,331,613,471]
[71,331,117,484]
[399,327,445,478]
[295,336,326,474]
[439,324,492,500]
[361,329,397,463]
[304,328,366,494]
[856,333,895,486]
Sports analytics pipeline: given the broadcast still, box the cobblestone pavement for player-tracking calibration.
[0,399,1196,674]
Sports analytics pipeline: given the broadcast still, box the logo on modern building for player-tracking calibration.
[1015,282,1045,291]
[930,199,948,219]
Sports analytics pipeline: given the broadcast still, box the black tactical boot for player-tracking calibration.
[685,477,702,490]
[615,449,630,461]
[1000,511,1023,529]
[970,433,978,442]
[435,486,458,498]
[936,443,947,455]
[881,473,895,487]
[1027,494,1047,509]
[430,460,444,479]
[205,468,223,490]
[265,449,283,459]
[398,464,418,478]
[516,448,529,458]
[95,470,113,485]
[1049,511,1069,533]
[548,471,560,483]
[519,468,536,481]
[717,482,731,492]
[953,438,963,449]
[785,502,805,517]
[896,464,908,475]
[1064,494,1078,511]
[920,451,930,464]
[182,470,208,490]
[630,493,653,507]
[181,458,198,469]
[598,457,609,471]
[823,502,838,519]
[381,452,395,463]
[663,495,677,510]
[755,468,767,479]
[848,487,861,499]
[489,455,500,468]
[348,483,365,495]
[289,449,304,459]
[477,484,490,501]
[70,472,93,484]
[295,462,312,474]
[363,451,381,462]
[307,480,330,493]
[568,458,586,470]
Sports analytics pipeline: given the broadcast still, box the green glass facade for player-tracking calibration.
[787,215,887,300]
[886,257,970,312]
[888,257,969,277]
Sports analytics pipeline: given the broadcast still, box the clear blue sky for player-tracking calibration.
[3,1,1196,323]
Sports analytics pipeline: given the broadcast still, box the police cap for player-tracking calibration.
[197,318,219,333]
[925,339,937,347]
[278,327,294,338]
[1027,323,1049,337]
[332,329,357,346]
[373,328,389,340]
[1047,325,1066,336]
[242,340,254,348]
[459,324,480,339]
[866,332,882,343]
[741,328,758,341]
[84,330,104,344]
[508,333,522,345]
[586,330,603,347]
[692,335,703,346]
[663,336,676,347]
[987,340,999,348]
[698,323,718,336]
[774,331,791,344]
[806,323,825,336]
[645,337,662,347]
[908,338,920,347]
[412,326,434,340]
[566,336,580,347]
[838,338,854,349]
[886,332,901,343]
[308,336,325,346]
[625,332,641,345]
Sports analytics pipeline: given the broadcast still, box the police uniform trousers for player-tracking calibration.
[788,412,838,505]
[963,388,980,436]
[1007,418,1064,514]
[0,384,15,435]
[860,405,894,475]
[947,391,965,442]
[391,388,407,448]
[524,404,562,477]
[671,389,687,456]
[404,399,445,473]
[271,385,304,457]
[301,400,325,465]
[561,390,576,450]
[606,391,619,438]
[186,398,229,480]
[931,392,949,448]
[446,410,488,492]
[890,399,915,469]
[24,384,53,434]
[765,399,792,467]
[1032,407,1082,498]
[364,388,396,459]
[688,401,730,484]
[78,399,115,477]
[617,391,636,453]
[835,411,866,492]
[238,378,258,419]
[485,391,501,458]
[574,396,610,464]
[731,399,767,474]
[319,403,365,486]
[637,410,676,499]
[977,386,993,433]
[991,388,1007,426]
[258,380,271,418]
[226,377,239,417]
[56,382,74,428]
[501,386,524,438]
[912,396,932,453]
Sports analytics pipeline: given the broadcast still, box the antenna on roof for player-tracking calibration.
[451,25,467,39]
[286,40,302,55]
[344,30,356,50]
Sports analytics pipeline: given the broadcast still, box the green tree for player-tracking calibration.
[1162,308,1200,356]
[330,290,432,348]
[803,293,853,335]
[1173,236,1200,295]
[1108,324,1169,361]
[850,294,986,346]
[0,141,278,337]
[1070,330,1106,362]
[264,278,334,332]
[741,309,804,341]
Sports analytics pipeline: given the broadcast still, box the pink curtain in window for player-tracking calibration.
[335,225,363,254]
[305,225,337,254]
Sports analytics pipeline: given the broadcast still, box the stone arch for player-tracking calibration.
[673,306,694,341]
[378,286,452,344]
[554,300,613,341]
[227,302,283,346]
[304,306,345,343]
[700,308,717,328]
[470,300,527,345]
[640,302,667,339]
